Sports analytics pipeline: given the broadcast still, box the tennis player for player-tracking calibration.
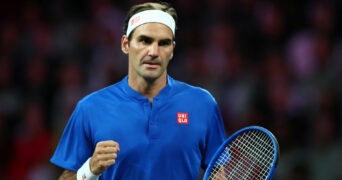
[50,2,226,179]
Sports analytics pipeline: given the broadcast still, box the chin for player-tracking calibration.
[142,73,162,82]
[143,76,158,83]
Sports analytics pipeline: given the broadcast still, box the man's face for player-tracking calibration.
[121,22,175,82]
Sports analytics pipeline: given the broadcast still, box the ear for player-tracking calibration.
[170,41,176,60]
[121,35,129,54]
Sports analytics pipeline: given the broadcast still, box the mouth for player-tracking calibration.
[142,61,161,68]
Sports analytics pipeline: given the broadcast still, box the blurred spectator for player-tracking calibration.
[0,55,20,177]
[308,87,342,180]
[87,0,127,91]
[51,60,86,136]
[6,100,55,179]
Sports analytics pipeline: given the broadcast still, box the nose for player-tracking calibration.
[147,43,159,57]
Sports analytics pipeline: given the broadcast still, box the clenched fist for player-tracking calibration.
[90,140,120,175]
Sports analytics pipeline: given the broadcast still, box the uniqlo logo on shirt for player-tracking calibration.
[177,112,189,124]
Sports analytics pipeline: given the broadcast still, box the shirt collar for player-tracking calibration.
[120,75,173,101]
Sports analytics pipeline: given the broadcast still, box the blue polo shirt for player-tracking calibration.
[50,75,226,180]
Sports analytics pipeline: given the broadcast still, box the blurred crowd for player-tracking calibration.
[0,0,341,179]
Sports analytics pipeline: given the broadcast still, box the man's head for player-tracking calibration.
[121,2,177,84]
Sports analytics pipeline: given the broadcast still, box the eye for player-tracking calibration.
[138,36,152,45]
[159,39,172,46]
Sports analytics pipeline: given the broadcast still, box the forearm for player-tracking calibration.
[58,158,100,180]
[59,170,76,180]
[57,140,119,180]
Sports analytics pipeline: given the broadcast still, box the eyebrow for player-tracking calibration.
[138,35,173,43]
[138,35,152,41]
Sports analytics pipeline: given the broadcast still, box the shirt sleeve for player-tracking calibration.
[50,102,94,171]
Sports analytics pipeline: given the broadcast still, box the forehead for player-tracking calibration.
[132,23,174,39]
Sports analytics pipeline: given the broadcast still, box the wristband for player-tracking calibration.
[77,158,100,180]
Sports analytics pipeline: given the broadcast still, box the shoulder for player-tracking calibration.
[169,77,217,104]
[77,81,124,109]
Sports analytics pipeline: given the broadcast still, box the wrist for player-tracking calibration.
[77,158,100,180]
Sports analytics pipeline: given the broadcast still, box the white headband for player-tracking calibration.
[126,10,175,37]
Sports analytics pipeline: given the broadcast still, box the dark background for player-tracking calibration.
[1,0,342,179]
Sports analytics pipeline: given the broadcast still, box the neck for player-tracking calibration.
[128,75,167,102]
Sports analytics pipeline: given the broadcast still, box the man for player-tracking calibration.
[50,2,226,180]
